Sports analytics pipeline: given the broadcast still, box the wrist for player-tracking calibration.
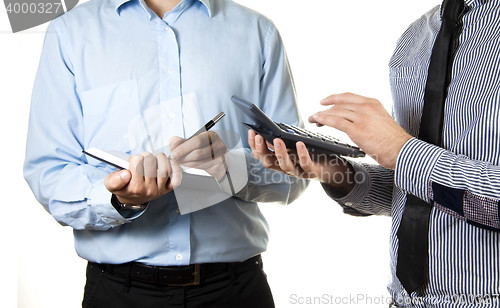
[384,133,413,170]
[320,158,356,196]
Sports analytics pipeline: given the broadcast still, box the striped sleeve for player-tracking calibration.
[322,161,394,216]
[396,138,500,232]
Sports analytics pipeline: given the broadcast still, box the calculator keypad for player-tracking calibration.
[276,122,361,150]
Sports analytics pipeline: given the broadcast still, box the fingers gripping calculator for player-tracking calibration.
[231,95,365,158]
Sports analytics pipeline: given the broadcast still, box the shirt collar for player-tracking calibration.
[113,0,212,17]
[111,0,128,11]
[439,0,487,19]
[199,0,212,17]
[448,0,489,9]
[464,0,490,6]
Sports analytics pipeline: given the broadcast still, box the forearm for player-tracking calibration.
[396,138,500,231]
[322,160,395,216]
[24,159,133,230]
[319,158,356,198]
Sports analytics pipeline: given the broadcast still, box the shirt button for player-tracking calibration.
[168,113,176,118]
[176,254,183,261]
[164,27,170,31]
[176,208,180,214]
[167,68,173,74]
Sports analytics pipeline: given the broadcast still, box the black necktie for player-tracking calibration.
[396,0,468,294]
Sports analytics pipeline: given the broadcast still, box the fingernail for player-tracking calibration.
[274,140,281,149]
[170,153,177,160]
[256,137,262,145]
[120,170,131,181]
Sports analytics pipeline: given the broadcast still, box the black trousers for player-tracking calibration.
[82,258,275,308]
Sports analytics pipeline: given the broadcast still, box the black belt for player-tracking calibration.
[91,255,262,287]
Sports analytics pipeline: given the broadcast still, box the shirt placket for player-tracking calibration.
[158,22,184,138]
[154,17,191,265]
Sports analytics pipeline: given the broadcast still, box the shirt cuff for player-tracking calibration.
[322,161,373,216]
[394,138,446,202]
[216,149,248,195]
[86,179,135,226]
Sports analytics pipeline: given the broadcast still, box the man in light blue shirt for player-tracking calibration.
[23,0,308,306]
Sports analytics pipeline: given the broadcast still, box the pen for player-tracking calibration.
[189,112,225,139]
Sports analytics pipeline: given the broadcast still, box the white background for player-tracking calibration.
[0,0,439,307]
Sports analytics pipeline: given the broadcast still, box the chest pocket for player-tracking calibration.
[80,79,140,154]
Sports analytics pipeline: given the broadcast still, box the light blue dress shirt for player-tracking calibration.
[24,0,308,265]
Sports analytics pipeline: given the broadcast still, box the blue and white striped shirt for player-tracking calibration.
[326,0,500,306]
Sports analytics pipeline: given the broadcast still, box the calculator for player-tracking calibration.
[231,95,365,158]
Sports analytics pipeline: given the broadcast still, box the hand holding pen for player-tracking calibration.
[169,112,235,194]
[169,112,226,162]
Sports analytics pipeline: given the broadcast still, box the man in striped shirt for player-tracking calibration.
[249,0,499,306]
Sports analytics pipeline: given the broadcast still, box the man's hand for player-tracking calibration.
[104,152,181,206]
[248,129,355,195]
[169,132,228,180]
[309,93,412,169]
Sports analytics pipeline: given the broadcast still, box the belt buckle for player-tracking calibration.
[168,264,200,287]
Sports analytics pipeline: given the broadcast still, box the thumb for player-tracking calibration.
[168,161,183,190]
[105,170,131,192]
